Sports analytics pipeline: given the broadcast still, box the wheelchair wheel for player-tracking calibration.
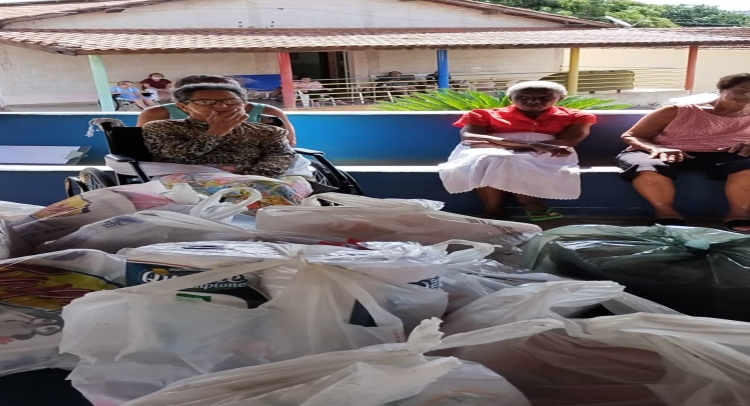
[97,98,122,111]
[64,176,88,198]
[309,161,337,187]
[78,168,115,191]
[308,162,363,195]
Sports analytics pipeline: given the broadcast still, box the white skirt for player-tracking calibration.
[438,132,581,200]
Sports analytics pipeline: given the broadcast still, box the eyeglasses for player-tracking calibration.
[188,99,245,106]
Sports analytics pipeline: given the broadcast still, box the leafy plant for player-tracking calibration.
[376,89,633,111]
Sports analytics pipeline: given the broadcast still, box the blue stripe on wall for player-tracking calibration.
[0,111,644,166]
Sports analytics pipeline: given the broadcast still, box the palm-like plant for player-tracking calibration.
[376,89,633,111]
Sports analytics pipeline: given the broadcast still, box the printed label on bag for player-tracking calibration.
[126,262,269,309]
[409,276,441,290]
[0,264,121,311]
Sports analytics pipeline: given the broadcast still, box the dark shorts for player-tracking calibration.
[616,150,750,182]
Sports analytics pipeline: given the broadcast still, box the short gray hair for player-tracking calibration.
[507,81,567,98]
[172,83,247,103]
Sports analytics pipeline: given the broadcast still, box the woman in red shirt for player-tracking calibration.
[140,73,173,100]
[438,81,596,221]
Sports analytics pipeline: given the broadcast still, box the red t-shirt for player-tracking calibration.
[140,78,172,90]
[453,106,597,135]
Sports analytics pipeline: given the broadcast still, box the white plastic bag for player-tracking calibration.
[437,314,750,406]
[122,318,530,406]
[10,182,261,248]
[255,205,541,248]
[122,240,464,331]
[302,192,445,211]
[35,210,365,254]
[61,259,444,404]
[0,249,125,377]
[441,280,679,336]
[0,201,44,221]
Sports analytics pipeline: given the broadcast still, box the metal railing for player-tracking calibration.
[266,68,686,107]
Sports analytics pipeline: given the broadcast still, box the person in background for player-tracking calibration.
[137,74,297,146]
[618,73,750,231]
[140,73,173,100]
[142,83,312,206]
[110,81,158,110]
[379,71,417,95]
[438,81,596,221]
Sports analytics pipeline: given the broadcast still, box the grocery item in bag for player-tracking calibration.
[124,240,453,328]
[255,204,541,248]
[61,260,444,404]
[36,210,364,255]
[0,201,44,222]
[122,318,530,406]
[436,314,750,406]
[520,225,750,321]
[10,182,260,248]
[0,250,125,376]
[441,280,678,336]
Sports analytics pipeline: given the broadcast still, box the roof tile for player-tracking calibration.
[1,27,750,55]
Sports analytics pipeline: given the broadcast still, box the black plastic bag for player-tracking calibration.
[521,225,750,321]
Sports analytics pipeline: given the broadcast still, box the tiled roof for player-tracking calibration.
[0,0,611,28]
[1,27,750,55]
[0,0,186,27]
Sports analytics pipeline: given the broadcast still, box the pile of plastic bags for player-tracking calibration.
[1,186,750,406]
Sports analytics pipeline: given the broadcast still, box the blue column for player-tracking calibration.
[436,49,450,90]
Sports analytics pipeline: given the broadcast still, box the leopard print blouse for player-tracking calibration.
[142,117,295,178]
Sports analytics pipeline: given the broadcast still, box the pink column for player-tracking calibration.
[685,46,699,93]
[277,52,296,109]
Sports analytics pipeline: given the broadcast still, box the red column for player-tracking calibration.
[685,46,699,93]
[277,52,296,109]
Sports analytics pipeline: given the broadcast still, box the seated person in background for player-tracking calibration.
[140,73,173,100]
[110,81,158,109]
[294,77,333,106]
[618,73,750,231]
[379,71,417,95]
[137,74,297,146]
[142,83,312,206]
[438,81,596,221]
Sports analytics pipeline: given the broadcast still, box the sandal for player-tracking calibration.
[525,208,564,222]
[725,219,750,233]
[652,218,685,226]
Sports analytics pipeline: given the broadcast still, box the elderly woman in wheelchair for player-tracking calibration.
[141,82,313,207]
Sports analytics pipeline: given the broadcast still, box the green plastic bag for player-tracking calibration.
[521,225,750,321]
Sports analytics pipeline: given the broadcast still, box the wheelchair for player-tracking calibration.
[64,117,363,198]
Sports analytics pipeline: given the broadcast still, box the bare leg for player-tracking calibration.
[514,194,548,213]
[632,171,682,219]
[724,169,750,231]
[133,99,148,109]
[477,187,506,219]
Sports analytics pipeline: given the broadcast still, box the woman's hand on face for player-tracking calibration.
[720,143,750,157]
[206,109,249,136]
[649,148,694,163]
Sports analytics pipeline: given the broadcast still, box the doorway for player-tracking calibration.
[290,51,348,80]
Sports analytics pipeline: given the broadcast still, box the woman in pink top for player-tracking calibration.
[619,73,750,231]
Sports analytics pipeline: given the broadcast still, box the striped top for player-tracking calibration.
[654,104,750,152]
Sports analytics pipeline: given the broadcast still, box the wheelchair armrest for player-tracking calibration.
[293,147,325,156]
[106,154,138,163]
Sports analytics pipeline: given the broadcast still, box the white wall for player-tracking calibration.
[0,45,281,105]
[564,48,750,93]
[8,0,561,29]
[365,48,564,80]
[1,45,565,105]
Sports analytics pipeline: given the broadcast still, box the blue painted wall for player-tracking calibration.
[0,111,720,218]
[0,111,641,166]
